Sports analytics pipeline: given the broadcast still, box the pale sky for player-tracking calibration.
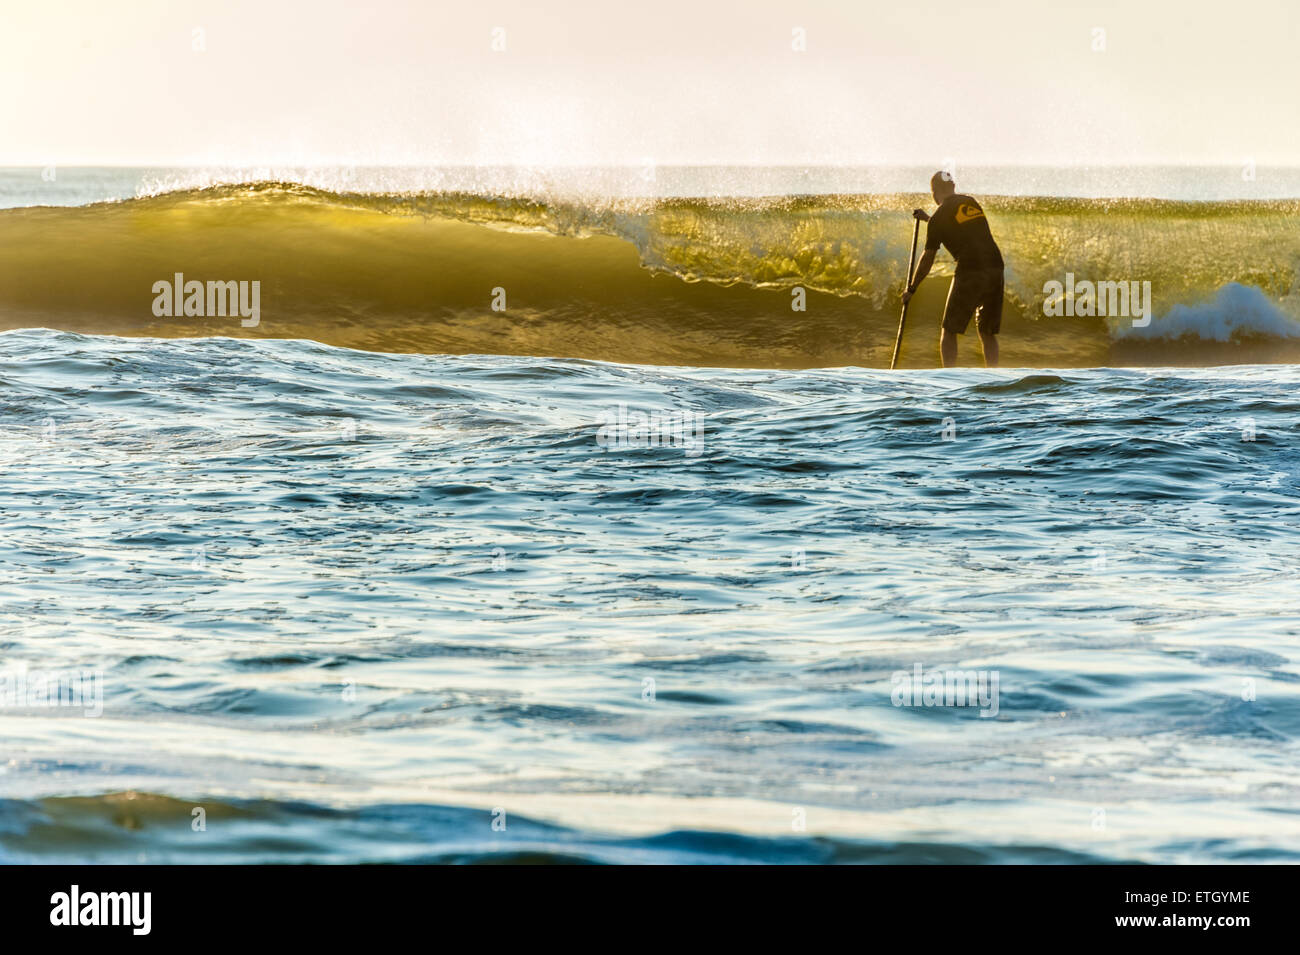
[3,0,1298,166]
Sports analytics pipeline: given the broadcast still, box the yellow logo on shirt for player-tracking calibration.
[955,203,985,224]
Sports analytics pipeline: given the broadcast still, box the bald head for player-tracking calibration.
[931,170,955,202]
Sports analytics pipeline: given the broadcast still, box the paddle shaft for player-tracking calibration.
[890,216,923,370]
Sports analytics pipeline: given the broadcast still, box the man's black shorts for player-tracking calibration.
[942,268,1004,335]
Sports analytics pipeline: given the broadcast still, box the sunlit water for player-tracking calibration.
[2,329,1299,863]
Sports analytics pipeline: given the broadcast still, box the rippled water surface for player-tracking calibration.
[2,329,1299,863]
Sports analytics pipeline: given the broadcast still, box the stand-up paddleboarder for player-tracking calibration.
[901,172,1005,368]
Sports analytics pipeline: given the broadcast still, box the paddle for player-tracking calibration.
[890,209,930,370]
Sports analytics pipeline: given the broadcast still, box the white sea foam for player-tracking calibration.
[1116,283,1300,341]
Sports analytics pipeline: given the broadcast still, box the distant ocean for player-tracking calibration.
[1,166,1298,863]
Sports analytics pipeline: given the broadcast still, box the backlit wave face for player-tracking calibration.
[1,181,1298,368]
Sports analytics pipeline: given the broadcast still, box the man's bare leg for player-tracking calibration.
[940,328,958,367]
[978,329,999,368]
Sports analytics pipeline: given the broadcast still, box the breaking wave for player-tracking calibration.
[1,182,1297,367]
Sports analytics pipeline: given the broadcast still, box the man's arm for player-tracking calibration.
[902,249,937,305]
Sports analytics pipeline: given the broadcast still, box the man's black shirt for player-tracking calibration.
[924,194,1004,273]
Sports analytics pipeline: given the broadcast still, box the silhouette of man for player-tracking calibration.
[902,172,1005,367]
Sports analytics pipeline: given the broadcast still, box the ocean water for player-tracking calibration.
[2,167,1299,864]
[2,331,1299,863]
